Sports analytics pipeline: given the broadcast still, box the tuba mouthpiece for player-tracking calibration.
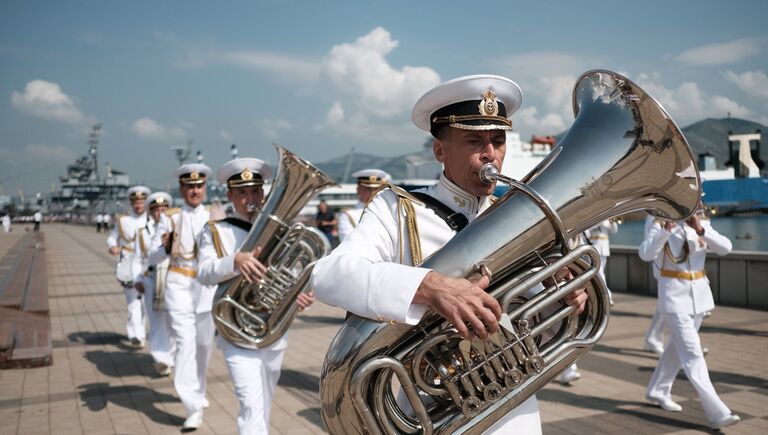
[479,163,500,185]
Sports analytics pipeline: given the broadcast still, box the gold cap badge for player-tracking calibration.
[241,168,253,180]
[190,171,200,180]
[478,90,498,116]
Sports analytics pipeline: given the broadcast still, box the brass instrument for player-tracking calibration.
[152,258,169,310]
[319,70,702,434]
[212,145,336,349]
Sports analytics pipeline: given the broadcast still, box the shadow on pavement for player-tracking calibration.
[592,343,662,361]
[538,389,718,432]
[298,407,324,430]
[700,324,768,338]
[83,349,164,379]
[68,331,133,349]
[296,314,345,326]
[78,382,183,426]
[608,309,653,319]
[278,368,320,392]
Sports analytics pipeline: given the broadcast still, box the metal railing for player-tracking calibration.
[606,245,768,310]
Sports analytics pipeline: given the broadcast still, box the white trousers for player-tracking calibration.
[142,284,176,366]
[123,286,146,341]
[220,340,285,435]
[645,310,666,350]
[598,255,613,303]
[168,310,215,415]
[647,313,731,423]
[559,363,579,379]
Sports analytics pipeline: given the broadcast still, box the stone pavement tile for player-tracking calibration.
[718,389,768,419]
[0,408,21,435]
[110,415,149,435]
[727,416,768,435]
[48,400,83,434]
[15,404,49,435]
[4,225,768,435]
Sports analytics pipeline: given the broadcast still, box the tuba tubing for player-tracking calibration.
[212,144,336,349]
[319,69,702,434]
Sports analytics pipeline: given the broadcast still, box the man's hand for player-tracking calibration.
[413,271,501,340]
[663,220,675,232]
[108,246,120,256]
[134,282,145,294]
[685,214,705,235]
[234,247,267,284]
[162,232,173,254]
[296,290,315,312]
[544,267,588,314]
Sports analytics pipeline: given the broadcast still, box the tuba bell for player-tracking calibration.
[319,70,702,434]
[212,144,337,349]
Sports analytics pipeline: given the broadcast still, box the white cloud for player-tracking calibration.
[131,117,186,140]
[24,144,76,162]
[11,80,85,123]
[257,118,293,139]
[326,101,345,125]
[675,38,766,66]
[321,27,441,119]
[634,73,750,124]
[0,143,77,169]
[724,70,768,99]
[514,107,567,136]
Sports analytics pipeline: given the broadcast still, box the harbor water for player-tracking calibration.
[611,215,768,252]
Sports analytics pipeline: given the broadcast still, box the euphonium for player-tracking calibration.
[319,70,702,434]
[212,145,336,349]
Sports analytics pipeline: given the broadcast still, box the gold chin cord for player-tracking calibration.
[211,145,337,349]
[319,70,703,435]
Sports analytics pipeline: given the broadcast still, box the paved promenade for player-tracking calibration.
[0,223,766,434]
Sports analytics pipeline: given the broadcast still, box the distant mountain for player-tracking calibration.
[314,118,767,181]
[681,118,766,169]
[315,150,428,182]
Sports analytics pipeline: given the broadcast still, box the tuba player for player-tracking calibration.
[197,158,315,434]
[312,75,588,434]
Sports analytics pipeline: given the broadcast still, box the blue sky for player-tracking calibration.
[2,0,767,195]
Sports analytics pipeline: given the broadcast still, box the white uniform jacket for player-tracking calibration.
[585,220,617,257]
[312,173,541,433]
[197,214,288,351]
[149,204,214,314]
[108,212,147,281]
[313,173,498,324]
[336,201,365,242]
[132,215,170,284]
[107,212,147,257]
[638,220,731,315]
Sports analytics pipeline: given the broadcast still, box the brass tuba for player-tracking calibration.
[319,70,702,434]
[212,145,337,349]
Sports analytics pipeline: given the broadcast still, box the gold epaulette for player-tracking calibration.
[206,220,225,259]
[372,184,424,265]
[116,215,134,243]
[164,207,181,217]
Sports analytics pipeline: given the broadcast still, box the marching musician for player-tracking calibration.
[312,75,588,434]
[639,209,740,429]
[107,185,150,349]
[336,169,391,242]
[585,219,619,306]
[148,164,215,431]
[132,192,176,376]
[197,158,315,435]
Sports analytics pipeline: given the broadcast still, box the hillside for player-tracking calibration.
[314,118,767,181]
[681,118,766,169]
